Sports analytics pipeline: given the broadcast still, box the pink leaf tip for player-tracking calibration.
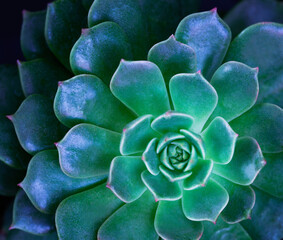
[169,34,176,39]
[17,182,22,188]
[210,7,217,13]
[247,215,252,220]
[106,183,111,189]
[201,183,205,187]
[123,128,126,133]
[120,58,125,63]
[54,142,59,147]
[6,115,13,121]
[254,67,259,73]
[262,159,267,166]
[197,232,203,240]
[155,198,159,202]
[81,28,89,35]
[196,70,201,74]
[16,59,22,66]
[9,225,14,231]
[141,155,145,161]
[58,81,63,87]
[22,9,27,16]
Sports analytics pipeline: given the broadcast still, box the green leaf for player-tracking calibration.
[57,123,120,178]
[213,137,265,185]
[88,0,148,59]
[70,22,132,85]
[183,159,213,190]
[180,130,205,159]
[18,58,71,99]
[175,10,231,79]
[120,115,159,155]
[0,161,25,196]
[0,65,24,115]
[11,190,55,235]
[142,138,160,175]
[241,188,283,240]
[10,94,66,155]
[21,10,53,60]
[147,35,196,87]
[154,200,203,240]
[21,150,106,214]
[141,171,182,201]
[151,111,194,134]
[54,74,135,131]
[156,132,185,154]
[159,165,192,182]
[212,175,255,224]
[253,151,283,198]
[170,73,218,132]
[225,23,283,107]
[45,0,87,69]
[108,156,146,203]
[111,60,170,116]
[208,61,259,122]
[230,103,283,153]
[7,230,58,240]
[98,191,158,240]
[0,116,29,169]
[201,117,237,164]
[56,183,123,240]
[182,179,229,222]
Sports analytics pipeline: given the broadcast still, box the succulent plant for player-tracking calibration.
[1,0,283,240]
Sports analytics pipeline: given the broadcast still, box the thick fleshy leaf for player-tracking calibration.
[183,159,213,190]
[57,124,120,178]
[21,10,52,60]
[213,137,265,185]
[54,74,135,131]
[0,116,29,169]
[98,191,158,240]
[21,150,106,214]
[10,94,66,155]
[148,35,196,86]
[0,161,25,196]
[225,23,283,106]
[18,58,71,99]
[175,9,231,79]
[88,0,148,59]
[120,115,159,155]
[141,171,182,201]
[0,65,24,115]
[11,190,55,235]
[155,200,203,240]
[111,60,170,116]
[182,179,229,222]
[208,61,259,122]
[156,132,185,154]
[108,156,146,203]
[230,103,283,153]
[159,165,192,182]
[142,138,160,175]
[212,175,255,223]
[253,152,283,198]
[201,117,237,164]
[170,73,218,132]
[56,183,123,240]
[151,111,194,134]
[45,0,87,69]
[7,230,58,240]
[70,22,132,84]
[241,188,283,240]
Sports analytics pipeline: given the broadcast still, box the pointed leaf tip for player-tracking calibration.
[6,115,13,121]
[81,28,89,35]
[210,7,217,13]
[196,70,201,74]
[16,59,21,66]
[17,182,22,188]
[58,81,63,87]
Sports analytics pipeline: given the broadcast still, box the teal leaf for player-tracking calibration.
[142,138,160,175]
[225,23,283,107]
[170,73,218,132]
[18,58,71,99]
[98,191,158,240]
[253,152,283,198]
[10,94,66,155]
[108,156,146,203]
[21,10,53,60]
[175,10,231,79]
[88,0,148,59]
[208,61,259,122]
[45,0,87,69]
[21,150,106,214]
[201,117,237,164]
[156,132,185,154]
[120,115,159,155]
[182,179,229,222]
[148,35,196,87]
[57,124,120,178]
[151,111,194,134]
[213,137,265,185]
[54,74,135,131]
[56,183,123,240]
[70,22,132,84]
[212,175,255,224]
[111,60,170,116]
[141,171,182,201]
[11,190,55,235]
[159,165,192,182]
[154,200,203,240]
[230,103,283,153]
